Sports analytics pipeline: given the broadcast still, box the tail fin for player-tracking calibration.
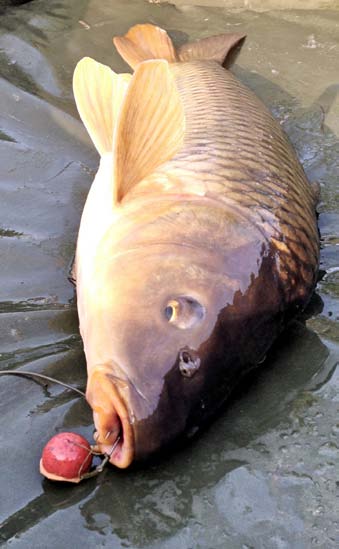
[178,32,246,68]
[113,23,246,70]
[113,24,177,70]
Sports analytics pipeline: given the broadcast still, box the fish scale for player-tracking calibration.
[160,60,319,296]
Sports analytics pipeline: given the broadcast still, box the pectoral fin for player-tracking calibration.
[310,180,321,206]
[73,57,131,155]
[68,254,77,286]
[114,60,185,203]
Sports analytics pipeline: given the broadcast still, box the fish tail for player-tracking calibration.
[113,24,177,70]
[113,24,246,70]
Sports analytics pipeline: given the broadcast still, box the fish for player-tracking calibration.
[72,23,319,468]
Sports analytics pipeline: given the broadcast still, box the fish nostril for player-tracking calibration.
[179,348,201,378]
[182,351,191,364]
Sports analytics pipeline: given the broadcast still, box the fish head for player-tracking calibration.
[79,212,271,468]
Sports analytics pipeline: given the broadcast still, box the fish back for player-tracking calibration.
[165,60,319,304]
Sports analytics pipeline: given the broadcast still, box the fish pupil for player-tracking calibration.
[164,305,174,321]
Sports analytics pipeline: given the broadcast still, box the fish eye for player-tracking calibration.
[163,296,205,329]
[179,348,200,378]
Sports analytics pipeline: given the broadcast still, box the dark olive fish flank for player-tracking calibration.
[165,61,319,301]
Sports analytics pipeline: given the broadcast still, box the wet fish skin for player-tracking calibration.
[149,59,318,301]
[73,24,319,466]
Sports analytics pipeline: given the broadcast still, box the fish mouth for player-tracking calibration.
[86,365,134,468]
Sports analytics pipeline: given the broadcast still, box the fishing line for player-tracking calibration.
[0,370,86,397]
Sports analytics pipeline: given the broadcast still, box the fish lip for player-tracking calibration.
[86,364,134,468]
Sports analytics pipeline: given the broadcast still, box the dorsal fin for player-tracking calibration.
[113,24,177,70]
[73,57,132,155]
[178,33,246,67]
[113,59,185,203]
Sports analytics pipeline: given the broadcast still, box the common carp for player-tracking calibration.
[72,24,319,468]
